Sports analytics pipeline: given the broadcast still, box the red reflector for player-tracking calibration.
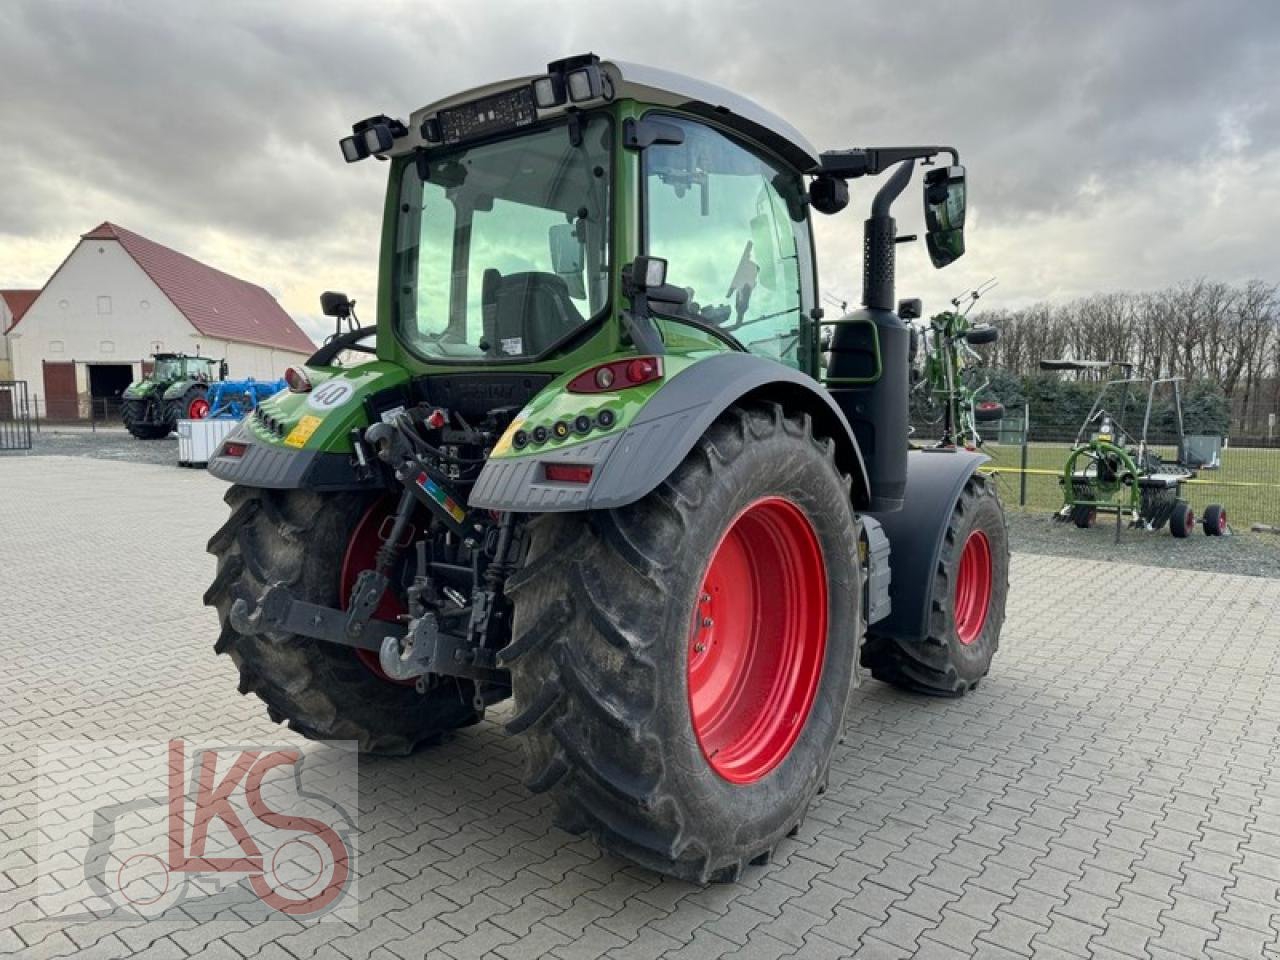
[544,463,594,484]
[567,356,663,393]
[221,441,247,459]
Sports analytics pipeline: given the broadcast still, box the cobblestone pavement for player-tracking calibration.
[3,455,1280,959]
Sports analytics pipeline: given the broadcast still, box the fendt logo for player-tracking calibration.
[38,739,358,921]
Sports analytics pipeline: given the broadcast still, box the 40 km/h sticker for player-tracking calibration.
[307,380,355,411]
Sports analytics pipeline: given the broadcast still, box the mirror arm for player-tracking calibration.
[817,145,959,179]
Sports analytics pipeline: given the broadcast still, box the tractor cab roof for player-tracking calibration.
[395,55,820,172]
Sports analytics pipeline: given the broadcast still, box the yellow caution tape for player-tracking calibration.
[978,465,1279,489]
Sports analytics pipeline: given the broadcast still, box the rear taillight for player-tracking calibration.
[567,357,663,394]
[221,441,247,459]
[544,463,594,484]
[284,366,312,393]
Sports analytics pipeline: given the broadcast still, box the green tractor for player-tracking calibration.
[121,352,223,438]
[205,55,1009,882]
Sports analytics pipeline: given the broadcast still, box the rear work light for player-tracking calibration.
[221,441,247,459]
[284,366,312,393]
[544,463,594,484]
[567,357,663,394]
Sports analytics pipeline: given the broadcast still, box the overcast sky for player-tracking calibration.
[2,0,1278,343]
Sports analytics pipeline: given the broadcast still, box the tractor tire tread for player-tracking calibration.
[504,402,853,882]
[204,485,481,755]
[861,472,1009,696]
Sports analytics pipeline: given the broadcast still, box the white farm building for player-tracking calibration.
[8,222,315,419]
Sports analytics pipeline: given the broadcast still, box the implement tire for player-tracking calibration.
[501,403,860,883]
[204,485,482,755]
[122,399,169,439]
[861,473,1008,696]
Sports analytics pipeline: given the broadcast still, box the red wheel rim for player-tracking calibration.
[341,498,415,685]
[188,397,210,419]
[687,497,827,785]
[1187,507,1195,531]
[954,530,993,646]
[1218,509,1227,533]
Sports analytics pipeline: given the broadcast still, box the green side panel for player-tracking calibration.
[245,362,411,453]
[123,381,157,400]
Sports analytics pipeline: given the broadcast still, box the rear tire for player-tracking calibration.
[166,385,209,427]
[501,404,860,882]
[121,399,169,439]
[861,473,1008,696]
[1170,500,1194,539]
[204,485,482,755]
[1203,503,1226,536]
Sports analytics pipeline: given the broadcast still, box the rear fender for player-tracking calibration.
[206,363,410,491]
[865,448,988,644]
[469,353,871,513]
[161,378,203,401]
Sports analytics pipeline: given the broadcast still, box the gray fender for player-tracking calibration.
[469,353,871,513]
[865,447,988,644]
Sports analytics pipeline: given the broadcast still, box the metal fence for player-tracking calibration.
[0,381,33,451]
[912,409,1280,528]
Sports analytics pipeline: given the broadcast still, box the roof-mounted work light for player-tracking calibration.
[339,115,409,163]
[540,53,610,108]
[531,74,565,109]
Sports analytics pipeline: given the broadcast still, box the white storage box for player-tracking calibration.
[177,418,239,468]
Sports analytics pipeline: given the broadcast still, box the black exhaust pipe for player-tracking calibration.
[825,160,915,512]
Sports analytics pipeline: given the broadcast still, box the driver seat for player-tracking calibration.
[481,270,584,357]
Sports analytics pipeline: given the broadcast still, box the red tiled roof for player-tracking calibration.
[1,289,40,334]
[80,222,315,354]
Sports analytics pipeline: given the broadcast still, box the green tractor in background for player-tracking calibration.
[121,352,224,439]
[205,55,1010,882]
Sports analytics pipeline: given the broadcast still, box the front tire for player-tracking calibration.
[204,486,482,754]
[121,399,169,439]
[501,404,860,882]
[861,473,1009,696]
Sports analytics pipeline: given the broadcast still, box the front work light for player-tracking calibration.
[567,66,603,103]
[532,75,565,109]
[362,124,395,155]
[340,136,367,163]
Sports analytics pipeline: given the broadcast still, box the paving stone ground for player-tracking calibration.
[3,454,1280,959]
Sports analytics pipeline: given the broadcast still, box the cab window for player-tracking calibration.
[644,116,808,366]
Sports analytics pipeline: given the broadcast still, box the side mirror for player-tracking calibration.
[624,257,690,307]
[320,291,353,319]
[219,359,229,381]
[923,165,966,268]
[897,298,923,320]
[626,256,667,291]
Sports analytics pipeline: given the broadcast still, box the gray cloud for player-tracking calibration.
[2,0,1278,333]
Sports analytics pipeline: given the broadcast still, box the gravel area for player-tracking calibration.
[1006,508,1280,579]
[1,425,179,466]
[5,430,1276,578]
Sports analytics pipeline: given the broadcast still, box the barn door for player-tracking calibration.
[42,360,78,420]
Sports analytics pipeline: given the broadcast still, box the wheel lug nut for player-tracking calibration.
[701,593,711,603]
[702,617,713,628]
[694,643,706,653]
